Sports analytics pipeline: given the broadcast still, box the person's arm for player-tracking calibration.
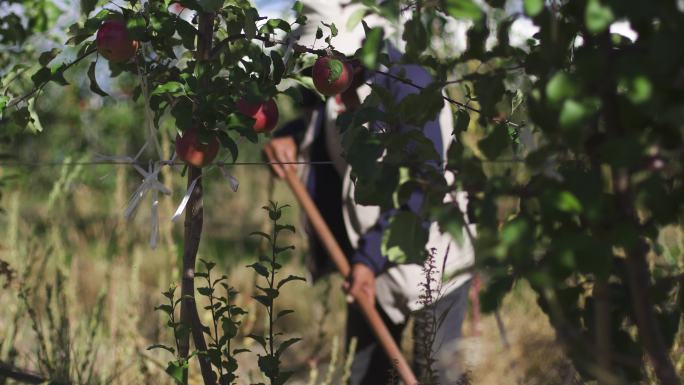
[264,85,322,177]
[263,118,308,178]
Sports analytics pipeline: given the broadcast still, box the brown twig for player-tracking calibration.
[5,47,97,110]
[0,361,66,385]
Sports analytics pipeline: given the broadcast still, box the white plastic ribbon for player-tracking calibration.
[123,161,171,225]
[219,165,239,192]
[171,175,201,223]
[150,188,159,249]
[282,38,297,69]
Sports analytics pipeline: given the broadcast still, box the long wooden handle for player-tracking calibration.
[284,170,418,385]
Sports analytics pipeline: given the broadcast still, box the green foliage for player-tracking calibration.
[153,262,249,385]
[248,202,303,385]
[3,0,684,383]
[345,0,684,383]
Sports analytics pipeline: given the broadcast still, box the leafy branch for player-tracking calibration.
[247,202,304,385]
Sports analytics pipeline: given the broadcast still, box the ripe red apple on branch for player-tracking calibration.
[236,98,279,133]
[175,129,220,168]
[312,56,353,96]
[96,20,139,63]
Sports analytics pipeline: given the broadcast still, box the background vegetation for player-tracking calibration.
[1,0,683,384]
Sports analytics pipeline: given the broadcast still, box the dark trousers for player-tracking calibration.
[346,280,471,385]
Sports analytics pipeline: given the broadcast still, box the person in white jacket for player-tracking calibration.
[263,2,475,384]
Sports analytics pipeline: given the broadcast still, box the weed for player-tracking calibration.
[247,201,305,385]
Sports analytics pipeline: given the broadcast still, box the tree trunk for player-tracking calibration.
[178,11,217,385]
[599,30,680,384]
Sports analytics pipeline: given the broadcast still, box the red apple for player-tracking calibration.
[312,56,353,96]
[175,130,220,168]
[96,20,139,63]
[236,98,279,133]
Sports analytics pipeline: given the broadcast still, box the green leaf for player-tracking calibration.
[346,8,366,31]
[546,72,576,106]
[152,81,184,96]
[275,337,301,357]
[258,355,279,378]
[403,18,428,57]
[12,107,32,128]
[327,58,344,82]
[622,75,652,104]
[248,333,267,349]
[261,19,291,34]
[360,24,383,70]
[31,67,51,87]
[147,344,175,354]
[322,21,338,37]
[244,8,257,39]
[271,50,285,84]
[275,224,295,233]
[445,0,483,21]
[292,1,303,14]
[126,15,147,41]
[38,49,60,66]
[87,61,108,97]
[454,109,470,133]
[250,231,271,241]
[381,211,429,264]
[546,190,583,213]
[478,124,510,159]
[165,360,188,385]
[283,87,303,104]
[276,309,294,320]
[81,0,98,16]
[222,318,238,339]
[254,295,272,307]
[480,275,513,313]
[0,96,9,118]
[247,263,269,278]
[197,287,213,296]
[176,19,196,50]
[217,131,238,162]
[433,205,466,245]
[558,99,588,129]
[172,98,194,131]
[585,0,614,34]
[155,304,174,315]
[276,275,305,289]
[523,0,544,17]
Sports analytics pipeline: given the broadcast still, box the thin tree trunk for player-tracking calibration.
[593,278,614,385]
[599,30,680,384]
[178,11,217,385]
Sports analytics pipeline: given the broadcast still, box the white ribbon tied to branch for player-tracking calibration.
[122,161,172,248]
[171,174,201,224]
[219,165,239,192]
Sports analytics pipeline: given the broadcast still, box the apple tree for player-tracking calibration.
[1,0,326,383]
[338,1,684,384]
[2,0,683,384]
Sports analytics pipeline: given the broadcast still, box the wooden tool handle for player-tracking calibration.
[284,170,417,385]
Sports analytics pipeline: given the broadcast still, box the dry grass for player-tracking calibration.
[0,157,682,385]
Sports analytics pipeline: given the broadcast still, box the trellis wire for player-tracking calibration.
[0,159,524,168]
